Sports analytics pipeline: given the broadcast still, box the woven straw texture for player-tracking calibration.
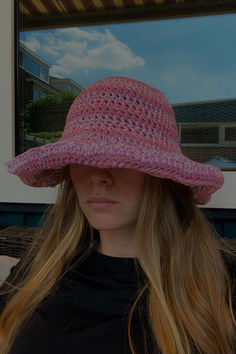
[5,76,224,205]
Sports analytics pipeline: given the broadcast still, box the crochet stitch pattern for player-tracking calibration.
[5,76,224,205]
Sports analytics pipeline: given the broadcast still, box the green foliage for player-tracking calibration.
[29,131,63,143]
[22,91,76,133]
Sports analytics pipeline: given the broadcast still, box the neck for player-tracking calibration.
[95,228,137,258]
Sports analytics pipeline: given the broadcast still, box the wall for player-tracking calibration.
[0,0,58,204]
[0,0,235,209]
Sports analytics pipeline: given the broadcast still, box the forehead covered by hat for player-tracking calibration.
[5,76,224,205]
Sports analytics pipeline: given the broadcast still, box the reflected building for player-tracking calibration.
[19,42,83,110]
[173,99,236,170]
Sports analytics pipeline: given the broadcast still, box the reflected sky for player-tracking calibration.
[20,13,236,104]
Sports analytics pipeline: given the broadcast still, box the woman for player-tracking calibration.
[0,77,235,354]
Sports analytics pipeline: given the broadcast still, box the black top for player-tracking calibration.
[0,245,235,354]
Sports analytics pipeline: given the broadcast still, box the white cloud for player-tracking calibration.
[57,39,87,56]
[56,27,112,42]
[22,28,145,77]
[85,40,144,70]
[22,37,41,52]
[21,35,60,58]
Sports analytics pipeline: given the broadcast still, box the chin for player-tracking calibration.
[84,212,135,232]
[87,219,125,231]
[91,224,122,231]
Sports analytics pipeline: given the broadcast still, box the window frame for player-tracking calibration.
[2,0,233,206]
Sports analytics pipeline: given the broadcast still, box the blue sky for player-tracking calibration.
[20,13,236,104]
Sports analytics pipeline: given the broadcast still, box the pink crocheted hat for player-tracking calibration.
[5,76,224,205]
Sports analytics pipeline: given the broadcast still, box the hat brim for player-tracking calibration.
[5,138,224,205]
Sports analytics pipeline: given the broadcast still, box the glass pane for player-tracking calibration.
[17,12,236,170]
[24,54,40,77]
[40,66,49,82]
[181,127,219,144]
[33,88,40,101]
[225,127,236,141]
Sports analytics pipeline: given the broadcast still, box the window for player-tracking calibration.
[33,88,47,101]
[225,127,236,142]
[16,1,236,170]
[24,54,40,78]
[33,88,40,101]
[181,126,219,144]
[40,66,49,82]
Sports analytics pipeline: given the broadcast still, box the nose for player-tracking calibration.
[89,168,113,186]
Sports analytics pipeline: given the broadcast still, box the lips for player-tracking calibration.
[87,196,118,209]
[87,196,116,203]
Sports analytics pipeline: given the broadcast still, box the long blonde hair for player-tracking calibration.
[0,169,235,353]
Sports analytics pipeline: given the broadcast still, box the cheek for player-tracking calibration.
[70,180,88,208]
[73,180,89,202]
[70,168,88,193]
[126,175,145,198]
[131,191,144,214]
[124,180,145,213]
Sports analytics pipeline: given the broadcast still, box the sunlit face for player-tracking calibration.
[69,164,145,233]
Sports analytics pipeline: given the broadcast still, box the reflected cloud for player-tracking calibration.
[21,28,145,77]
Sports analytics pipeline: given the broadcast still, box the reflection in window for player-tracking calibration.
[40,66,49,82]
[18,13,236,170]
[225,127,236,142]
[181,126,219,144]
[24,54,40,78]
[33,88,40,101]
[33,88,47,100]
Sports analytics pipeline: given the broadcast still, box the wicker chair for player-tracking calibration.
[0,224,235,259]
[0,226,38,285]
[0,225,235,286]
[0,226,37,259]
